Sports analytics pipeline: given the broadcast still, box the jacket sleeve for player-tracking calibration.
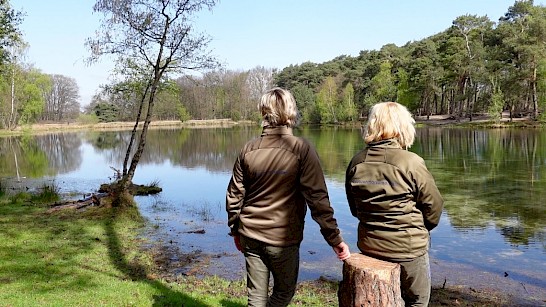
[299,143,343,247]
[412,158,444,231]
[226,151,246,235]
[345,161,358,217]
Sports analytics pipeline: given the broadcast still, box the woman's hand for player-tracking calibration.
[333,242,351,261]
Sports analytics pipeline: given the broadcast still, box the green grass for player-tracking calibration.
[0,194,343,306]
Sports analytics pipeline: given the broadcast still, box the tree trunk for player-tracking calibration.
[122,82,151,176]
[9,63,16,130]
[118,74,161,201]
[532,66,538,120]
[338,253,403,307]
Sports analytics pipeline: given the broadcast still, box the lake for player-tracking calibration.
[1,126,545,302]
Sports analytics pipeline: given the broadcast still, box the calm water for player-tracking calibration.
[1,126,545,302]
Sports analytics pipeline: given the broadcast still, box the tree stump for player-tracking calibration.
[338,253,403,307]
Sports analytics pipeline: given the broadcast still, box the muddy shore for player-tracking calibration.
[139,218,546,307]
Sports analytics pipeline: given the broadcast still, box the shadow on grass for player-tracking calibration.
[103,208,245,307]
[0,203,101,293]
[219,299,246,307]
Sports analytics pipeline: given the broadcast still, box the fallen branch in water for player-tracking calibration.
[47,193,108,212]
[46,180,162,212]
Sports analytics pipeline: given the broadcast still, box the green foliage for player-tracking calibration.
[0,1,23,65]
[155,80,185,120]
[316,77,339,124]
[362,93,378,114]
[9,191,31,204]
[250,110,263,124]
[77,113,100,125]
[93,102,119,122]
[274,62,324,90]
[292,84,318,124]
[371,61,397,102]
[488,87,505,122]
[396,68,419,111]
[338,82,357,122]
[177,104,191,122]
[18,83,45,124]
[30,183,61,203]
[230,109,241,121]
[15,70,50,125]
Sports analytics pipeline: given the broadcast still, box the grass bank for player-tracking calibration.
[0,193,342,307]
[0,196,519,307]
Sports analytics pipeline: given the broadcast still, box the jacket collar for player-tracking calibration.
[261,125,293,136]
[367,138,402,149]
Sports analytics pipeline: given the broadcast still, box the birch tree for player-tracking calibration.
[87,0,219,205]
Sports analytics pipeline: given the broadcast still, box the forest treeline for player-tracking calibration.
[0,1,80,130]
[1,0,546,129]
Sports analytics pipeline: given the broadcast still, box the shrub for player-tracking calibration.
[178,105,191,122]
[31,183,61,203]
[77,113,100,125]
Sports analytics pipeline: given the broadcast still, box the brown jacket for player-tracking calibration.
[345,139,444,261]
[226,126,343,247]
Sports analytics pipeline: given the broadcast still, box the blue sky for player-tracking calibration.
[10,0,546,106]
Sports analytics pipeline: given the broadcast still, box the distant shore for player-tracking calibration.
[1,114,541,136]
[414,113,538,127]
[1,119,251,135]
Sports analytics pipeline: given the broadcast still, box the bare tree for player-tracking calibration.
[43,74,80,121]
[247,66,275,101]
[86,0,219,206]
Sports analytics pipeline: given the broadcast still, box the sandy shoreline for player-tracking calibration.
[1,113,539,135]
[8,119,244,133]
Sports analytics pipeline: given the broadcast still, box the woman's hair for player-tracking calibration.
[363,102,416,148]
[258,87,299,127]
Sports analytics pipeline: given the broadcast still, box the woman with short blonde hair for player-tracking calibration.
[364,101,416,148]
[258,87,299,127]
[347,101,443,306]
[228,87,350,307]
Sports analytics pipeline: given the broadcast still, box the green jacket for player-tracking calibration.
[345,139,444,261]
[226,126,343,247]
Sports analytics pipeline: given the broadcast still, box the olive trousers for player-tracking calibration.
[398,253,431,307]
[239,235,300,307]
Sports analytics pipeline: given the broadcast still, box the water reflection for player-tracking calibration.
[0,127,545,298]
[0,133,82,179]
[414,128,546,248]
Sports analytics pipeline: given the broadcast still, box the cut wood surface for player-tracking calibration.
[338,253,403,307]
